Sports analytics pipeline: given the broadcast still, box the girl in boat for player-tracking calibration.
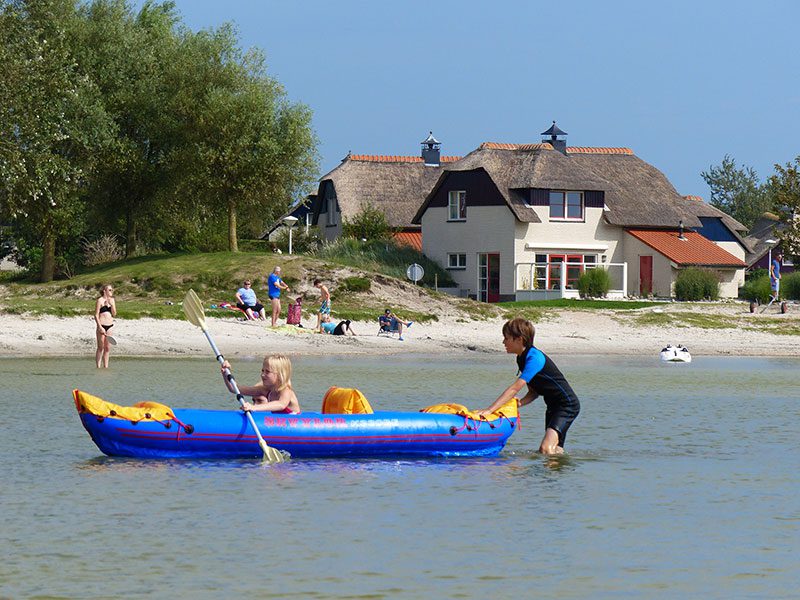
[94,284,116,369]
[220,354,301,414]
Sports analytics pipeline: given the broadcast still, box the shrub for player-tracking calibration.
[272,226,322,255]
[338,276,371,293]
[82,234,125,267]
[782,271,800,300]
[739,274,771,303]
[341,203,392,241]
[577,267,611,298]
[674,268,720,301]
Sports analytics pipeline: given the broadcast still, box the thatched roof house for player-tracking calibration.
[310,134,460,246]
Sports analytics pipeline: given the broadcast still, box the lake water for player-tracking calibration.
[1,354,798,599]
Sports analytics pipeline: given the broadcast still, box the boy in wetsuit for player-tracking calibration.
[479,317,580,454]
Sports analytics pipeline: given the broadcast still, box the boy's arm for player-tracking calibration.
[479,378,527,416]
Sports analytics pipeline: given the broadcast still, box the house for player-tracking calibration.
[743,212,795,274]
[311,133,460,250]
[260,195,315,242]
[412,123,749,301]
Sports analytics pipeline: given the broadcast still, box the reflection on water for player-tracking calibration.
[1,355,798,599]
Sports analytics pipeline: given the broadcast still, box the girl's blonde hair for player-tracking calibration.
[263,354,293,391]
[100,284,113,295]
[502,317,536,348]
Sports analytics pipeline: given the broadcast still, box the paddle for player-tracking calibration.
[106,335,117,345]
[182,289,285,463]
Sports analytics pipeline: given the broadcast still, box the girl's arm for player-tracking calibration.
[479,378,527,416]
[220,360,263,396]
[243,389,291,412]
[94,299,103,329]
[109,298,117,317]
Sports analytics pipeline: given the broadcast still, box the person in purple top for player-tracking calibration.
[235,279,265,320]
[479,317,580,454]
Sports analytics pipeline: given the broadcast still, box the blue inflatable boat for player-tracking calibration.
[73,389,518,459]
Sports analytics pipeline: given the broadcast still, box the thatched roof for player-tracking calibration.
[415,143,749,240]
[743,212,786,266]
[313,155,460,229]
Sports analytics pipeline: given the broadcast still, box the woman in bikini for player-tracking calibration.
[220,354,301,414]
[94,284,117,368]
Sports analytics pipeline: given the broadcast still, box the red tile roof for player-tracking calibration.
[392,231,422,252]
[349,155,461,163]
[566,147,633,155]
[479,142,633,155]
[683,195,704,202]
[626,229,746,267]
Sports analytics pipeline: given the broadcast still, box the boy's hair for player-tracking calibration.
[502,317,536,347]
[263,354,293,391]
[314,279,321,285]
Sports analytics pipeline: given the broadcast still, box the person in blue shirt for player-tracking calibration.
[770,251,782,300]
[320,315,356,336]
[266,266,290,327]
[235,279,265,321]
[479,317,580,454]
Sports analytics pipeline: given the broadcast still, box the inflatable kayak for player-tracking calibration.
[659,344,692,363]
[73,388,518,459]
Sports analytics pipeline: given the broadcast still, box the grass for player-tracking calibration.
[630,311,737,329]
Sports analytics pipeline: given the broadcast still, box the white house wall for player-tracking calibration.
[421,205,516,298]
[623,236,674,297]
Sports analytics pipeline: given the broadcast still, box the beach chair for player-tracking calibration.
[377,316,400,337]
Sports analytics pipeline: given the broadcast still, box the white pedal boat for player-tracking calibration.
[660,344,692,363]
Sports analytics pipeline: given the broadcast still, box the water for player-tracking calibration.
[1,355,798,599]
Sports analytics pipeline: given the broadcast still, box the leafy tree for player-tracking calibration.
[74,0,180,257]
[342,202,393,241]
[768,156,800,256]
[701,155,773,229]
[0,0,114,281]
[166,25,318,252]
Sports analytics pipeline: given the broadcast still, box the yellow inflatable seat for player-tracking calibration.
[73,389,175,422]
[321,386,374,414]
[420,398,519,420]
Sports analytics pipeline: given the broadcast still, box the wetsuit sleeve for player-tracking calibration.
[519,349,545,382]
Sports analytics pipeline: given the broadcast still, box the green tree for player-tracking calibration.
[768,156,800,256]
[0,0,114,281]
[701,155,772,229]
[74,0,180,257]
[166,25,318,252]
[342,202,393,241]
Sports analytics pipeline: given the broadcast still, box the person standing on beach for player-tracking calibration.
[478,317,580,455]
[94,284,116,368]
[267,266,289,327]
[314,279,331,332]
[770,251,783,300]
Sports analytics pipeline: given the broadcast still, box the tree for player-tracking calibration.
[342,202,393,241]
[0,0,114,281]
[74,0,181,257]
[701,155,773,229]
[166,25,318,252]
[768,156,800,256]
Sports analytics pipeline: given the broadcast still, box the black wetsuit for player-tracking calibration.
[516,346,580,447]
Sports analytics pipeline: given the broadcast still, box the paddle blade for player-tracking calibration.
[260,439,286,463]
[106,335,117,346]
[183,289,206,329]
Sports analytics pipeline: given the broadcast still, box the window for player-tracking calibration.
[549,191,584,221]
[448,190,466,221]
[538,253,596,289]
[447,253,467,269]
[535,253,548,289]
[326,195,338,226]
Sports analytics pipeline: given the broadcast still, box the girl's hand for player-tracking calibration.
[241,401,253,412]
[221,360,231,372]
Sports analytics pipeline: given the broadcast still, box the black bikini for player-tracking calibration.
[101,324,113,331]
[99,304,113,330]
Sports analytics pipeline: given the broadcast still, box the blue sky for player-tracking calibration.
[143,0,800,199]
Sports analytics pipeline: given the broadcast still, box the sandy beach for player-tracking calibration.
[1,301,797,359]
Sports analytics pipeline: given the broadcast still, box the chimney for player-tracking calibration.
[541,121,568,154]
[421,131,441,166]
[678,220,686,240]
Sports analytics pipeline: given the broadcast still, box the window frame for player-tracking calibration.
[448,190,467,221]
[447,253,467,270]
[549,191,584,222]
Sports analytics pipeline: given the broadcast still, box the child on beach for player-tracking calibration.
[314,279,331,332]
[220,355,301,414]
[479,317,580,454]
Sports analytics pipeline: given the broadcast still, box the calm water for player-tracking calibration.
[1,354,798,599]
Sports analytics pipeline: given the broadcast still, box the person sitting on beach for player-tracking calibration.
[379,309,412,341]
[320,314,356,336]
[478,317,580,455]
[235,279,266,321]
[220,355,300,414]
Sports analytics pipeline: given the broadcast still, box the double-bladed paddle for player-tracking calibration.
[183,289,285,463]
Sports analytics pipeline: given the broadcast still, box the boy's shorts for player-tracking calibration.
[319,300,331,314]
[545,404,580,447]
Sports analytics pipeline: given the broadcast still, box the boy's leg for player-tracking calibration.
[538,428,564,455]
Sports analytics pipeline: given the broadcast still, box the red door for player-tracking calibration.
[639,255,653,296]
[487,253,500,302]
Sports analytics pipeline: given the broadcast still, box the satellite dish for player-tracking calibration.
[406,263,424,284]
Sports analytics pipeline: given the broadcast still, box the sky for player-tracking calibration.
[138,0,800,199]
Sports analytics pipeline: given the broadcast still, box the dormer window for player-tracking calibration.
[448,190,466,221]
[549,191,584,221]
